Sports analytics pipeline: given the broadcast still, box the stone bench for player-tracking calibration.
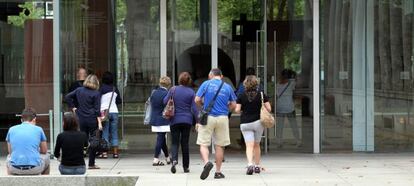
[0,175,139,186]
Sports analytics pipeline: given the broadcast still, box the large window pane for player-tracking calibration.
[373,0,414,152]
[320,0,355,152]
[0,1,54,146]
[116,0,160,151]
[168,0,211,87]
[268,0,314,152]
[321,0,414,152]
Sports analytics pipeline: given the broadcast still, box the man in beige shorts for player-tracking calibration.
[195,68,237,180]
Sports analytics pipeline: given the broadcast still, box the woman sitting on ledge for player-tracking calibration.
[54,112,88,175]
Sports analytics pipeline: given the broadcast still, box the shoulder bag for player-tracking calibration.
[101,87,115,122]
[162,87,176,119]
[198,81,225,125]
[260,92,275,128]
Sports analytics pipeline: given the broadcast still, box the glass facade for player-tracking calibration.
[0,0,413,154]
[321,0,414,152]
[0,1,54,152]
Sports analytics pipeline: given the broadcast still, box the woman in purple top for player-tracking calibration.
[164,72,199,174]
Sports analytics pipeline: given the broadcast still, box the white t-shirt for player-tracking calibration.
[100,92,119,113]
[276,79,295,113]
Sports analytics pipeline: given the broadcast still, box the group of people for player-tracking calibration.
[147,68,274,179]
[4,66,300,178]
[64,70,122,169]
[5,68,121,175]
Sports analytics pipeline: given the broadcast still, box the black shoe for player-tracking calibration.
[254,166,261,174]
[171,161,178,174]
[214,172,225,179]
[184,167,190,173]
[200,162,213,180]
[246,165,254,175]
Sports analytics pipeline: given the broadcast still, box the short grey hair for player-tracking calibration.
[209,68,222,76]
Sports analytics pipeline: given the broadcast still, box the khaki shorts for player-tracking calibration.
[7,154,50,175]
[197,115,230,147]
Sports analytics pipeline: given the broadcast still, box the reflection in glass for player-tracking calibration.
[267,0,313,153]
[0,1,53,144]
[116,0,161,152]
[168,0,211,88]
[321,0,414,152]
[373,0,414,152]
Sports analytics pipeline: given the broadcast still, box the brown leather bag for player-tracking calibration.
[162,87,175,119]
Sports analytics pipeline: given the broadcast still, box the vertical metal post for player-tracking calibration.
[256,30,259,76]
[211,0,218,68]
[313,0,320,154]
[274,30,277,136]
[52,0,62,154]
[48,110,54,158]
[160,0,167,76]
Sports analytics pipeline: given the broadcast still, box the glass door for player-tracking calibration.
[267,0,314,153]
[215,0,313,153]
[166,0,212,152]
[115,0,161,152]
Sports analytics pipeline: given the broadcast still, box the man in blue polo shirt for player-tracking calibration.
[195,68,237,180]
[6,108,50,175]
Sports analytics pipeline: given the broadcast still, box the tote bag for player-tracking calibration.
[144,97,152,125]
[260,92,275,128]
[144,90,156,125]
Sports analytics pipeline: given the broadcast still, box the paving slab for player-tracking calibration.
[0,153,413,185]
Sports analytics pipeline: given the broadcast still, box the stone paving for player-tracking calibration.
[1,153,414,185]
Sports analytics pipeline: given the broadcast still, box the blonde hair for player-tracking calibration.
[159,76,171,88]
[243,75,258,91]
[83,74,100,90]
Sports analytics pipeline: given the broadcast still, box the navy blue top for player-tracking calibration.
[150,87,170,126]
[163,86,198,126]
[65,87,101,123]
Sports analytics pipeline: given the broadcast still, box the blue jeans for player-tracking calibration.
[102,113,119,146]
[59,165,86,175]
[154,132,169,158]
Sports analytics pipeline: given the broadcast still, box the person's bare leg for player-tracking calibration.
[245,142,255,165]
[253,142,261,165]
[6,167,11,175]
[200,145,210,164]
[214,145,224,172]
[42,165,50,175]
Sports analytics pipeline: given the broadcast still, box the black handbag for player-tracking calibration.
[198,81,224,125]
[198,110,208,125]
[89,130,110,153]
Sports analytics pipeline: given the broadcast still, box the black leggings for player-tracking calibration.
[170,124,192,168]
[80,120,98,166]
